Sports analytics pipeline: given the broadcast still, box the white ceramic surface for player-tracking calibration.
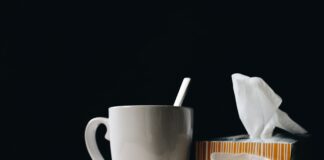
[85,105,193,160]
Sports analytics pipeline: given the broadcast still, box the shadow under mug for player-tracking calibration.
[85,105,193,160]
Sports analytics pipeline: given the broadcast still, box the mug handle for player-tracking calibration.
[85,117,110,160]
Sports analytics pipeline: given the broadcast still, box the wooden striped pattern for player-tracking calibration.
[196,141,292,160]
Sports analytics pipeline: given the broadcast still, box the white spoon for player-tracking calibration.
[173,77,191,107]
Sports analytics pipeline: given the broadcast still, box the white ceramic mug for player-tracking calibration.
[85,105,193,160]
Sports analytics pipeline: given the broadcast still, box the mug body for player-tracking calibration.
[108,105,193,160]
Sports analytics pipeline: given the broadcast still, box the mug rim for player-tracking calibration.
[108,105,192,110]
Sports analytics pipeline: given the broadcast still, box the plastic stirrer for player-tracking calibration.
[173,77,191,107]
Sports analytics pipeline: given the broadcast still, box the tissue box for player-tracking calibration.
[196,134,308,160]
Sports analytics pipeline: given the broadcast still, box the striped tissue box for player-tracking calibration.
[196,134,299,160]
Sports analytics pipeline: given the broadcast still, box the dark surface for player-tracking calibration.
[2,0,322,159]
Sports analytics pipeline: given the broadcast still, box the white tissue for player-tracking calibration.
[232,73,307,139]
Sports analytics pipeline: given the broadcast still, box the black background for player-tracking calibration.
[2,0,323,159]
